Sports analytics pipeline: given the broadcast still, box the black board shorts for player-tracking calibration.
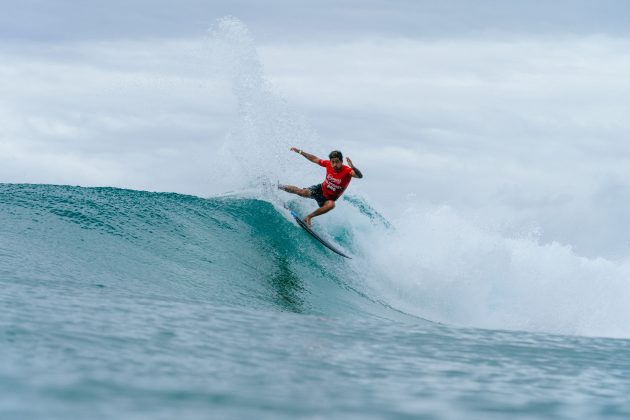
[308,184,333,207]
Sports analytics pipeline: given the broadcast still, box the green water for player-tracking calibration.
[2,183,630,419]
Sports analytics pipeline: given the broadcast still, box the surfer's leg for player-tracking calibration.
[304,200,335,227]
[279,185,310,198]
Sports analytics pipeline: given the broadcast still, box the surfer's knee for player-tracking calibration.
[324,200,335,209]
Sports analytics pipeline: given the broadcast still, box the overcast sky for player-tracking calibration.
[4,1,630,42]
[3,1,630,260]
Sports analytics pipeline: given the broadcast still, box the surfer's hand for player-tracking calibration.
[290,147,300,153]
[346,157,354,167]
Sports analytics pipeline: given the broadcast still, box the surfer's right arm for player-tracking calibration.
[290,147,321,164]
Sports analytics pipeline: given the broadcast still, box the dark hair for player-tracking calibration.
[329,150,343,161]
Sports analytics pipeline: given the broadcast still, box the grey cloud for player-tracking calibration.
[4,0,630,43]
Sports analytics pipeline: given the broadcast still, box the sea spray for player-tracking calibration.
[209,17,319,197]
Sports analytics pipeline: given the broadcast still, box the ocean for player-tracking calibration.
[2,182,630,419]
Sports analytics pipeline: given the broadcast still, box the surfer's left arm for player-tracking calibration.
[347,158,363,179]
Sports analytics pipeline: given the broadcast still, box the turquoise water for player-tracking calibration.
[2,183,630,419]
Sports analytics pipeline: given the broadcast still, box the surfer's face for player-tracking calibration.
[330,158,342,171]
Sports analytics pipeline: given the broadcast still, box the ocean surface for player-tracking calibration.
[2,183,630,419]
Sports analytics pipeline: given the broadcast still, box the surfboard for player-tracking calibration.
[289,210,351,259]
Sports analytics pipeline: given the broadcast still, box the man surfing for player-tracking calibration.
[279,148,363,227]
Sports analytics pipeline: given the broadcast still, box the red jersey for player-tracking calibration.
[319,159,353,200]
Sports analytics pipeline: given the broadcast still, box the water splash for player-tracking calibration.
[209,17,318,196]
[357,203,630,338]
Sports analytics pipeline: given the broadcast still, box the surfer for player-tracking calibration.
[279,148,363,227]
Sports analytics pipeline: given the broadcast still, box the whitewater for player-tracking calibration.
[3,17,630,419]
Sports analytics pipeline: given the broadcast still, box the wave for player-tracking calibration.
[4,182,630,338]
[0,183,408,321]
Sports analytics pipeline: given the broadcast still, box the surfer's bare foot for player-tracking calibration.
[304,216,312,228]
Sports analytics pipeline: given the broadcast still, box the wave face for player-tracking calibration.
[0,183,399,320]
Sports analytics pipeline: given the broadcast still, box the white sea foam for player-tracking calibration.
[348,202,630,338]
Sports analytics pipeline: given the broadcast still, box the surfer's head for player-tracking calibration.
[329,150,343,170]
